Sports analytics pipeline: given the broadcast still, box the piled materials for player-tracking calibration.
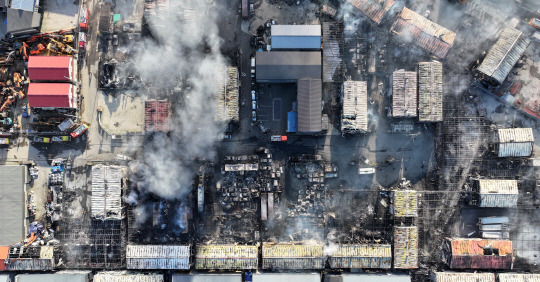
[392,190,418,217]
[144,100,170,132]
[394,226,418,269]
[341,81,368,133]
[262,243,324,269]
[215,67,239,122]
[432,272,496,282]
[126,245,190,269]
[392,70,417,117]
[195,245,258,270]
[475,179,518,208]
[442,238,513,269]
[390,8,456,58]
[91,165,124,220]
[346,0,395,24]
[418,61,443,122]
[496,128,534,157]
[328,244,392,269]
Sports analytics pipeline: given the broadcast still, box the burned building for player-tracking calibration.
[93,272,164,282]
[394,226,418,269]
[391,190,418,217]
[477,27,531,86]
[215,67,239,123]
[346,0,395,24]
[341,81,368,134]
[195,245,258,270]
[322,21,344,83]
[431,272,496,282]
[0,246,54,271]
[144,100,170,133]
[473,179,519,208]
[126,245,190,270]
[418,61,443,122]
[262,243,324,270]
[442,238,513,269]
[255,52,321,83]
[392,70,417,118]
[328,244,392,269]
[390,8,456,58]
[271,25,321,50]
[495,128,534,158]
[298,78,323,134]
[91,165,125,220]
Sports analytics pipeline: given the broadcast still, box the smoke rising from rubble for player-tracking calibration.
[128,1,227,200]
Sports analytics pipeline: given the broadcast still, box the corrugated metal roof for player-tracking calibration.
[272,25,322,36]
[477,27,531,84]
[195,245,258,270]
[499,273,540,282]
[297,78,322,133]
[497,128,534,143]
[418,61,443,122]
[390,8,456,58]
[256,52,321,82]
[126,245,190,269]
[433,272,496,282]
[15,271,90,282]
[28,56,73,81]
[91,165,124,220]
[10,0,35,12]
[341,81,368,133]
[172,274,242,282]
[27,83,75,108]
[329,244,392,269]
[498,143,534,157]
[271,25,321,50]
[0,166,25,246]
[445,238,513,269]
[262,243,325,269]
[253,273,321,282]
[393,190,418,217]
[478,180,518,194]
[94,272,164,282]
[392,70,417,117]
[346,0,395,24]
[341,274,411,282]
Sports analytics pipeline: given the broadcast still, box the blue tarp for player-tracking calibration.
[287,111,297,133]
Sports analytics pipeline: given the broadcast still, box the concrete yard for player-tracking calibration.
[41,0,79,32]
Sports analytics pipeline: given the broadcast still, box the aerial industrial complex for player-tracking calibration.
[0,0,539,281]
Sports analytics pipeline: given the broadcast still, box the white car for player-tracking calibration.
[252,111,257,121]
[252,101,257,110]
[251,90,256,101]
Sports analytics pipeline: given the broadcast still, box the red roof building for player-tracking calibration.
[27,56,78,82]
[27,83,78,108]
[443,238,513,269]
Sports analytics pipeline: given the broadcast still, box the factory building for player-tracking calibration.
[392,70,417,118]
[271,25,321,50]
[27,56,78,82]
[495,128,534,157]
[255,273,321,282]
[394,226,418,269]
[418,61,443,122]
[431,272,496,282]
[27,83,78,108]
[477,27,531,85]
[15,271,91,282]
[328,244,392,269]
[326,273,411,282]
[498,274,540,282]
[345,0,395,24]
[262,243,325,269]
[442,238,513,269]
[297,78,322,134]
[126,245,190,270]
[341,81,368,134]
[0,246,54,271]
[473,179,519,208]
[390,8,456,58]
[391,190,418,217]
[0,165,26,246]
[195,245,258,270]
[93,272,164,282]
[255,51,321,83]
[172,274,242,282]
[144,100,170,133]
[91,165,125,220]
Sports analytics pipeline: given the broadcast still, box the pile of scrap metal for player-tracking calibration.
[47,159,67,223]
[99,59,141,89]
[28,116,81,142]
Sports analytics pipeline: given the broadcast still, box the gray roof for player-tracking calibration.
[15,271,90,282]
[0,275,10,282]
[172,274,242,282]
[6,8,40,34]
[297,78,322,133]
[477,27,531,84]
[256,52,321,82]
[253,273,321,282]
[0,165,26,245]
[341,274,411,282]
[11,0,36,12]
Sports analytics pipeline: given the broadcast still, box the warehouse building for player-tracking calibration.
[0,246,55,271]
[271,25,321,50]
[418,61,443,122]
[254,273,321,282]
[477,27,531,85]
[345,0,395,24]
[498,274,540,282]
[473,179,519,208]
[93,272,163,282]
[392,70,417,118]
[442,238,513,269]
[431,272,496,282]
[255,52,321,83]
[394,226,418,269]
[0,165,27,246]
[326,273,411,282]
[297,78,322,134]
[28,56,78,82]
[328,244,392,269]
[15,271,91,282]
[172,274,242,282]
[91,165,125,220]
[262,243,324,269]
[27,83,78,108]
[195,245,258,270]
[126,245,190,270]
[495,128,534,157]
[390,8,456,58]
[0,9,41,37]
[341,81,368,134]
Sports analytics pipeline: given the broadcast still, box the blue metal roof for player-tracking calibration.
[287,111,297,133]
[272,36,321,49]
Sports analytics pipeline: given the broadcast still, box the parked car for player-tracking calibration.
[52,136,72,142]
[71,123,89,138]
[0,138,9,145]
[33,136,51,143]
[251,90,256,100]
[252,101,257,110]
[252,111,256,122]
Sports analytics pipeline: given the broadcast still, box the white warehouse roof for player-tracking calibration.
[496,128,534,157]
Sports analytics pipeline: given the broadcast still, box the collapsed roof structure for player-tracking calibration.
[418,61,443,122]
[215,67,239,122]
[297,78,323,134]
[390,8,456,58]
[474,179,519,208]
[431,272,496,282]
[341,81,368,134]
[394,226,418,269]
[392,190,418,217]
[328,244,392,269]
[195,245,258,270]
[262,243,325,269]
[271,25,321,50]
[126,245,190,269]
[144,100,170,132]
[322,21,343,83]
[0,246,54,271]
[442,238,513,269]
[495,128,534,157]
[392,70,417,118]
[91,165,125,220]
[346,0,395,24]
[477,27,531,85]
